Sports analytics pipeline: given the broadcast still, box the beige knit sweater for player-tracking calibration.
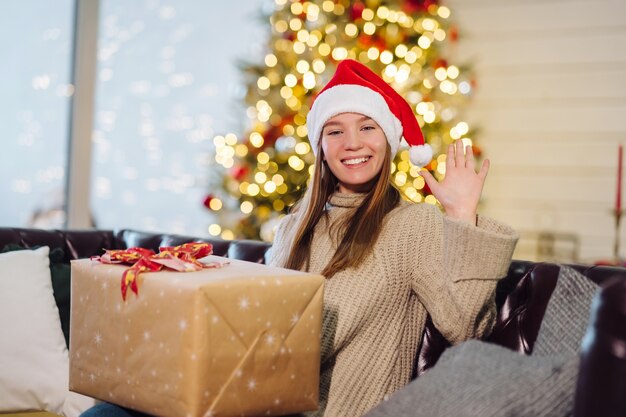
[267,192,519,417]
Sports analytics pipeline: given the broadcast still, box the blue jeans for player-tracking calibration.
[80,403,152,417]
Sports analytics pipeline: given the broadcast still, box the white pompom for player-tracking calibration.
[409,144,433,167]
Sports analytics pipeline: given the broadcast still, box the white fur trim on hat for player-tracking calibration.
[409,144,433,168]
[307,84,403,156]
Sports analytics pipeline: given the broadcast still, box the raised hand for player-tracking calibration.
[418,140,489,225]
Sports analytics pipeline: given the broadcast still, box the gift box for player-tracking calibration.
[69,254,324,417]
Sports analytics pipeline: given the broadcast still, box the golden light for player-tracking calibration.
[457,122,469,135]
[247,183,260,196]
[332,47,348,60]
[285,74,298,87]
[418,36,431,49]
[312,59,325,73]
[293,41,306,54]
[223,158,234,169]
[387,10,399,23]
[333,4,345,15]
[416,102,429,115]
[257,152,270,164]
[257,76,271,90]
[307,4,320,21]
[302,71,316,89]
[255,171,267,184]
[395,44,408,58]
[318,43,331,56]
[239,182,249,194]
[425,195,438,205]
[322,0,334,12]
[289,18,302,31]
[450,127,460,140]
[307,32,321,47]
[264,181,277,193]
[405,186,418,200]
[221,230,234,240]
[208,224,221,236]
[273,200,285,211]
[424,112,436,123]
[275,0,286,6]
[345,23,358,37]
[390,161,396,173]
[384,64,398,77]
[290,1,303,14]
[225,133,237,145]
[397,160,409,172]
[447,65,460,79]
[367,47,380,60]
[280,86,293,99]
[395,171,407,186]
[297,30,309,43]
[396,66,410,83]
[250,132,264,148]
[272,174,285,185]
[422,18,436,31]
[380,50,393,64]
[296,125,307,137]
[274,20,288,33]
[209,198,222,211]
[405,51,417,64]
[240,201,253,214]
[286,95,300,109]
[235,144,248,157]
[434,29,446,41]
[277,183,288,194]
[363,22,376,35]
[377,6,390,19]
[435,67,447,81]
[295,142,310,155]
[296,60,310,74]
[413,176,425,189]
[288,155,305,171]
[423,78,433,89]
[362,8,374,20]
[438,6,451,18]
[265,54,278,67]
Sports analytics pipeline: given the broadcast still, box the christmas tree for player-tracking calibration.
[206,0,478,240]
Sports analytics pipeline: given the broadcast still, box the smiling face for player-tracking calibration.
[320,112,388,194]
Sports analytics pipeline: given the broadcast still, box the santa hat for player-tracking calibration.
[306,59,432,167]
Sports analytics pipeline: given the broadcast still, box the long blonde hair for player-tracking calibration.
[284,141,400,278]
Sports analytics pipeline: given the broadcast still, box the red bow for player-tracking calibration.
[92,243,223,300]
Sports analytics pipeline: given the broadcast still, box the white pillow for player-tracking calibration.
[0,246,95,416]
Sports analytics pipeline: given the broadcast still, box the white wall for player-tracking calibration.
[446,0,626,263]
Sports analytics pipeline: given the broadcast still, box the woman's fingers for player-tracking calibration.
[465,144,475,170]
[455,139,465,168]
[418,169,441,196]
[446,143,455,169]
[478,158,490,180]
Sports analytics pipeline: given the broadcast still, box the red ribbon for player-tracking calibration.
[92,242,222,300]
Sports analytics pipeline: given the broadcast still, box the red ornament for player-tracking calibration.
[449,25,459,43]
[350,2,365,21]
[230,165,249,182]
[202,194,215,210]
[402,0,437,13]
[434,58,448,69]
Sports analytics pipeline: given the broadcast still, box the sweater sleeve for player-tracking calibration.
[408,204,519,344]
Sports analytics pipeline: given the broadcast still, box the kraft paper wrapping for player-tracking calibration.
[69,255,324,417]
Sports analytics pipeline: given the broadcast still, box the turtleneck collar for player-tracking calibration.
[328,191,368,208]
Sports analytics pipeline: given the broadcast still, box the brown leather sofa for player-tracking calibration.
[1,227,625,417]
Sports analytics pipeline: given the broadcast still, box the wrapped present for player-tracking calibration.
[69,252,325,417]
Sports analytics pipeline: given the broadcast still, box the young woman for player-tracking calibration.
[266,59,518,417]
[81,60,517,417]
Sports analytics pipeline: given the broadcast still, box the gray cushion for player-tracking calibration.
[533,266,598,356]
[364,340,578,417]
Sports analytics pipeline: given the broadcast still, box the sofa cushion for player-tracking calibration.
[0,247,95,416]
[1,244,71,348]
[365,340,578,417]
[533,265,598,356]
